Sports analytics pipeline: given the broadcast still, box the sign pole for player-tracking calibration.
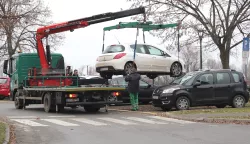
[242,37,249,79]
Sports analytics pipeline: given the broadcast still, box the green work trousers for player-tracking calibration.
[129,93,138,111]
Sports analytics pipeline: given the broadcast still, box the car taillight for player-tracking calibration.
[113,53,126,59]
[112,92,120,96]
[69,94,77,98]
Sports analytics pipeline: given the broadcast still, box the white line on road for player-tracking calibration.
[125,117,168,124]
[72,118,108,126]
[48,115,76,118]
[42,119,79,126]
[148,116,196,124]
[7,116,38,119]
[11,119,48,127]
[98,117,137,125]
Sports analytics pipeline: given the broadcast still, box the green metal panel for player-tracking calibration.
[11,53,64,88]
[103,21,178,31]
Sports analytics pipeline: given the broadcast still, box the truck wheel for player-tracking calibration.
[14,92,23,109]
[44,93,55,113]
[84,106,100,113]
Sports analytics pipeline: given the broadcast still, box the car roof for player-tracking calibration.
[195,69,241,73]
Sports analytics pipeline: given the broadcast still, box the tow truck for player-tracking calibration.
[2,7,146,113]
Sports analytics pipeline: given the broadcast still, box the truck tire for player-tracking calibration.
[43,93,55,113]
[14,92,23,109]
[84,106,100,113]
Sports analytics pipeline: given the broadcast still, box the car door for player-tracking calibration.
[191,73,215,104]
[130,44,152,71]
[214,72,232,102]
[138,80,153,102]
[144,45,168,72]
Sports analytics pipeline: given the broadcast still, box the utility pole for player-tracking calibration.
[198,30,204,70]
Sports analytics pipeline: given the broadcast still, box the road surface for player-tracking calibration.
[0,100,250,144]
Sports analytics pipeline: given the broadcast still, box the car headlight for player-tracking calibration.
[162,88,180,94]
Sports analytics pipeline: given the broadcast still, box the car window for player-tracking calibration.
[196,73,214,85]
[232,73,240,83]
[116,78,127,86]
[130,45,147,54]
[140,80,148,86]
[146,45,163,56]
[0,78,7,84]
[110,79,119,85]
[216,72,230,84]
[103,45,125,54]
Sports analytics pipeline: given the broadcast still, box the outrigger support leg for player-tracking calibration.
[105,104,108,112]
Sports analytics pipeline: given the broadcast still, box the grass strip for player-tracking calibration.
[0,122,6,144]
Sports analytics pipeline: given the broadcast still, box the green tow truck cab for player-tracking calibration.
[2,52,124,113]
[3,52,65,101]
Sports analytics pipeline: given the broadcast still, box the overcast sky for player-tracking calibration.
[43,0,244,71]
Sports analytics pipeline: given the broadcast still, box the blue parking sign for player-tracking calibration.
[243,37,249,51]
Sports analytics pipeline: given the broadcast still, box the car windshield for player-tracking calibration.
[0,78,7,84]
[102,45,125,54]
[171,72,198,85]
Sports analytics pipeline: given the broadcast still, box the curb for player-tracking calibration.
[1,122,10,144]
[109,108,250,125]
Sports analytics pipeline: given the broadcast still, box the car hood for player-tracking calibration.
[156,84,182,91]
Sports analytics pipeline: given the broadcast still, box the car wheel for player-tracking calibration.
[0,96,5,100]
[14,92,23,109]
[108,95,117,102]
[170,62,182,77]
[124,62,136,75]
[175,96,190,110]
[232,95,246,108]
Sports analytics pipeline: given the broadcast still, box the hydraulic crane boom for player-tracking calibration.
[36,7,145,70]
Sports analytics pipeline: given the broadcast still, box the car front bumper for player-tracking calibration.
[152,94,176,108]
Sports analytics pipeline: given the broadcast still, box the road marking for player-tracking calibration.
[42,119,79,126]
[72,118,108,126]
[48,115,76,118]
[7,116,38,119]
[148,116,196,124]
[12,119,48,127]
[125,117,167,124]
[98,117,137,125]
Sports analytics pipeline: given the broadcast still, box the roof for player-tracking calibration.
[12,52,63,58]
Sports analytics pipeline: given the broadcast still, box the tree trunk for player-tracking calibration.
[7,32,13,58]
[219,49,230,69]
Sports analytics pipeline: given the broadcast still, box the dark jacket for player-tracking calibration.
[125,72,141,93]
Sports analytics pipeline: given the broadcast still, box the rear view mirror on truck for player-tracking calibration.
[3,60,8,75]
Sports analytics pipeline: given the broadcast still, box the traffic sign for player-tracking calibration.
[243,37,249,51]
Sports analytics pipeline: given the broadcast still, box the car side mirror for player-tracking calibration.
[193,81,201,87]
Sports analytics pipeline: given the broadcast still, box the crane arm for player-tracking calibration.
[36,7,146,70]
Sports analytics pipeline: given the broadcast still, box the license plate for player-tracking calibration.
[66,98,79,102]
[152,96,159,99]
[100,67,108,71]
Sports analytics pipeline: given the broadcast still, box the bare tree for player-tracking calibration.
[128,0,250,69]
[0,0,65,58]
[78,65,86,76]
[206,58,222,69]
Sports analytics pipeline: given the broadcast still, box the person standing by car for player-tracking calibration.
[125,67,141,111]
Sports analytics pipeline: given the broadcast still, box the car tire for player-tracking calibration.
[161,106,172,111]
[232,95,246,108]
[170,62,182,77]
[175,96,190,110]
[14,92,23,109]
[0,96,5,100]
[43,93,55,113]
[124,62,136,75]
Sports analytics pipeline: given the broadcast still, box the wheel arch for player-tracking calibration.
[124,61,137,69]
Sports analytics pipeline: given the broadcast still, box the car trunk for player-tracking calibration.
[97,54,116,62]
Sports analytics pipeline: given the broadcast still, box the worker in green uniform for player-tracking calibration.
[125,67,141,111]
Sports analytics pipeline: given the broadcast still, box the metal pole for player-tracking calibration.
[177,28,180,61]
[245,64,248,79]
[199,36,202,69]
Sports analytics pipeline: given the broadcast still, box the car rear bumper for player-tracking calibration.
[0,89,10,97]
[95,59,126,72]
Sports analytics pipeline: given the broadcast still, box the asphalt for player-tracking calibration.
[1,100,250,144]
